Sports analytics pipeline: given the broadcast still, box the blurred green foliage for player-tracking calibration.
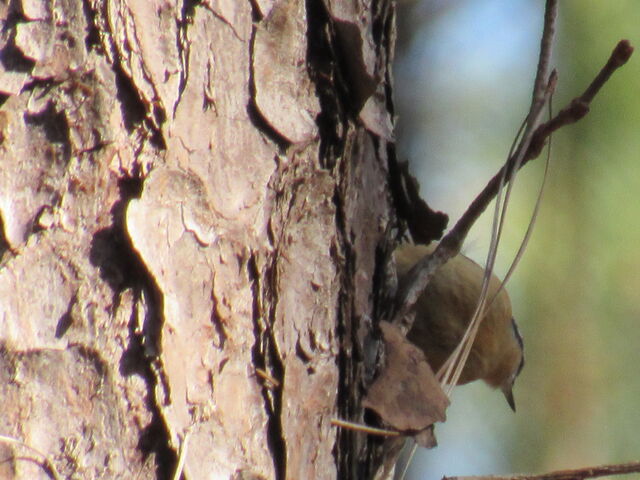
[514,1,640,472]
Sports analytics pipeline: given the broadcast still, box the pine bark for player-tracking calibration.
[0,0,402,478]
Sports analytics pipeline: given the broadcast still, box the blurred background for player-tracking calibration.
[393,1,640,479]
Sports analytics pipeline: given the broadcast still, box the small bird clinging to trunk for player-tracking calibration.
[395,243,524,411]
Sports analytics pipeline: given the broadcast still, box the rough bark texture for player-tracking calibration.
[0,0,404,478]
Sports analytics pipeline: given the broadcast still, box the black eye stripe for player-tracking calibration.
[511,318,525,377]
[515,355,525,377]
[511,318,524,350]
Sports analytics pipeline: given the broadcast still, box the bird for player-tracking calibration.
[395,243,524,411]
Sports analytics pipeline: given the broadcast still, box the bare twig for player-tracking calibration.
[531,0,558,111]
[488,102,555,312]
[528,39,633,158]
[441,73,554,390]
[443,460,640,480]
[441,69,557,390]
[255,367,281,388]
[393,39,633,333]
[331,418,401,437]
[488,0,558,292]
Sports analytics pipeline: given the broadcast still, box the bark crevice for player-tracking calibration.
[86,174,177,476]
[248,253,287,480]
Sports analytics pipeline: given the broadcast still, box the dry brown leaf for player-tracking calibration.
[363,321,449,432]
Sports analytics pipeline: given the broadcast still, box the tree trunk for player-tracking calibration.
[0,0,409,478]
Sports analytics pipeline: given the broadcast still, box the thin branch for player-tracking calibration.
[531,0,558,111]
[528,39,633,158]
[393,39,633,332]
[582,40,634,103]
[441,73,554,390]
[255,367,281,388]
[330,418,400,437]
[487,102,555,313]
[443,460,640,480]
[442,70,556,390]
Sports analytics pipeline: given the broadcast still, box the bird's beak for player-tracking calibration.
[502,385,516,412]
